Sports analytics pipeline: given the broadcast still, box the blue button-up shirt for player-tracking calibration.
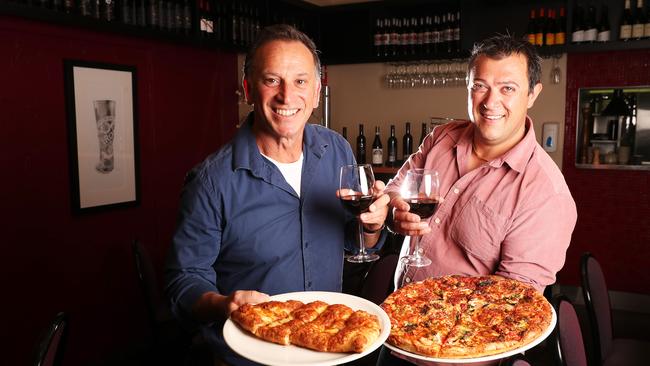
[165,114,384,365]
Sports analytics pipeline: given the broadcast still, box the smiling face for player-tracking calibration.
[245,40,321,143]
[467,53,542,151]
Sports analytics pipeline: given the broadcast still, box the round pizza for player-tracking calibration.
[381,275,553,359]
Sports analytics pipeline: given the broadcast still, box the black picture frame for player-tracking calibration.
[64,60,140,214]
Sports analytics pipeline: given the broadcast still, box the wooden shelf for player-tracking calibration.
[373,166,399,175]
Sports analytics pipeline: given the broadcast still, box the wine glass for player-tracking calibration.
[339,164,380,263]
[399,168,440,267]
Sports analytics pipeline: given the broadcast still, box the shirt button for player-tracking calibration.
[304,241,309,248]
[434,217,441,224]
[308,281,312,287]
[453,188,460,194]
[405,277,411,283]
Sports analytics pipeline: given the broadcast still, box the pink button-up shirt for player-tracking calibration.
[384,119,576,366]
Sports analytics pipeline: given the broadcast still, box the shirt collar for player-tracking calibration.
[455,117,537,173]
[499,117,537,173]
[231,113,329,174]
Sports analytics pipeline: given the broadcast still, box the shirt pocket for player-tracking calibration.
[450,195,508,262]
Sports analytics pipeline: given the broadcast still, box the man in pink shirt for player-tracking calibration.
[377,35,577,366]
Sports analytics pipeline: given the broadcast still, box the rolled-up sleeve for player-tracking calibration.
[496,191,577,292]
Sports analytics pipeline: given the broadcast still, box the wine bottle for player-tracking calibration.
[423,15,433,55]
[545,9,556,46]
[535,8,545,46]
[584,4,598,42]
[409,16,418,56]
[526,9,537,44]
[633,0,647,39]
[372,126,383,166]
[417,16,426,56]
[597,5,611,42]
[342,127,348,140]
[374,18,383,57]
[403,122,413,160]
[419,122,428,146]
[356,124,366,164]
[453,10,461,52]
[391,18,400,57]
[555,6,566,45]
[387,125,398,167]
[432,14,441,54]
[571,5,585,43]
[400,17,409,56]
[620,0,633,41]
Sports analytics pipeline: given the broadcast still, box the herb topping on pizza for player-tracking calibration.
[381,275,553,359]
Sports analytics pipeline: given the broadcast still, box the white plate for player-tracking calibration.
[384,306,557,364]
[223,291,391,366]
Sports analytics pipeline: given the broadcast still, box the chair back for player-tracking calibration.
[33,312,67,366]
[360,253,399,305]
[551,295,588,366]
[133,239,163,341]
[502,353,530,366]
[580,252,612,365]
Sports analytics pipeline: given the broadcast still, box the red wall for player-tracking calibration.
[559,49,650,295]
[0,16,238,365]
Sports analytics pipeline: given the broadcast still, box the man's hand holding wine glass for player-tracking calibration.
[389,195,434,237]
[358,180,390,234]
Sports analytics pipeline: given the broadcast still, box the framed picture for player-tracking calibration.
[64,60,140,213]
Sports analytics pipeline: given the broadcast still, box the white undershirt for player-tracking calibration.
[261,152,304,197]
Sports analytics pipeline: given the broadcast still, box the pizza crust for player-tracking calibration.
[231,300,381,353]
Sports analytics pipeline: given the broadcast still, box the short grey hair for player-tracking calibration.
[243,24,321,80]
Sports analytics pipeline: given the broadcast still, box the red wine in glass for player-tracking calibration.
[340,194,374,216]
[406,198,439,218]
[339,164,380,263]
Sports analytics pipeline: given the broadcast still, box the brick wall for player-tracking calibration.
[559,49,650,295]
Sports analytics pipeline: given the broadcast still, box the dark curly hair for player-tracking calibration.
[468,34,542,94]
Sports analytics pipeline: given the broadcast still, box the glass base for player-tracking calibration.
[347,253,380,263]
[400,255,432,267]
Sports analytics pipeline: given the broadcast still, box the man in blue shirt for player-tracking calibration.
[165,24,389,365]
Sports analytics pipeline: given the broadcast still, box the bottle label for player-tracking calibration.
[572,30,584,43]
[620,25,632,39]
[535,33,543,46]
[525,33,534,44]
[632,24,644,38]
[555,32,565,44]
[545,33,555,46]
[372,149,383,165]
[374,34,382,46]
[645,23,650,37]
[453,28,460,41]
[597,30,611,42]
[423,31,432,44]
[584,28,597,41]
[388,153,396,162]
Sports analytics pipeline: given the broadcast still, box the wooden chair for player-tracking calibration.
[132,239,194,363]
[551,295,588,366]
[33,312,67,366]
[580,252,650,366]
[503,354,532,366]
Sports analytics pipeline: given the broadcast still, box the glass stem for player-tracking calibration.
[411,235,421,259]
[358,218,367,256]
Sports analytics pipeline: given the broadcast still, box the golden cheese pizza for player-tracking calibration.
[381,275,553,359]
[230,299,381,353]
